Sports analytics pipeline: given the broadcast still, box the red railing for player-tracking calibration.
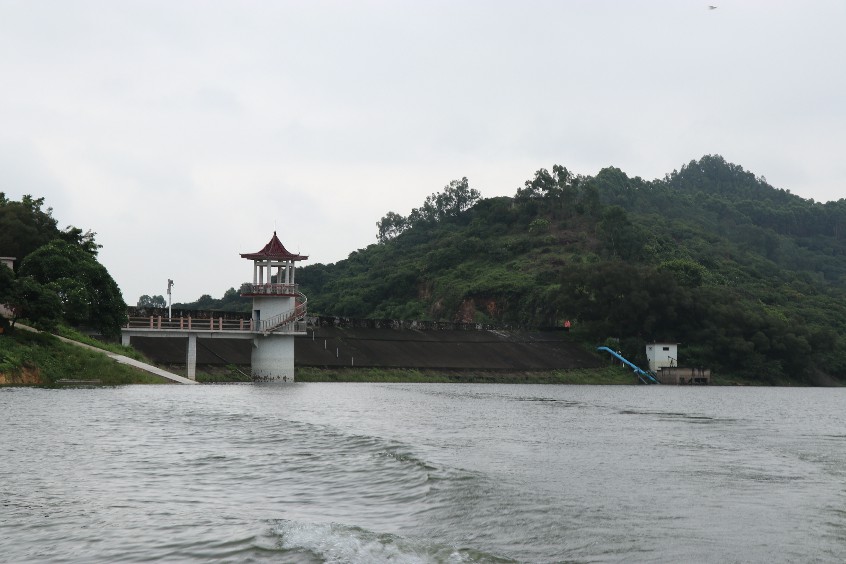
[258,294,308,334]
[124,316,255,331]
[125,297,308,334]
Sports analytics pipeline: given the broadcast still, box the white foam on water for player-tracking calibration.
[274,519,476,564]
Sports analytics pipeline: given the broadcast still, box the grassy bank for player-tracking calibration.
[55,326,148,361]
[0,328,169,386]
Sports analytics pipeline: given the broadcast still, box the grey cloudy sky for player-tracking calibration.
[1,0,844,304]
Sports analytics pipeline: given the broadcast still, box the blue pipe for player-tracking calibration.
[596,346,660,384]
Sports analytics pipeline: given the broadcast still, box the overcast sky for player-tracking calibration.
[2,0,844,304]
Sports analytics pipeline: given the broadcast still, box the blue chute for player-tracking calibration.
[596,346,660,384]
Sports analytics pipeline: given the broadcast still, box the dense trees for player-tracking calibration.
[376,212,407,244]
[0,194,126,337]
[0,193,102,261]
[6,275,63,332]
[171,287,250,312]
[18,240,127,337]
[555,260,840,382]
[137,295,167,308]
[376,177,480,243]
[0,194,60,261]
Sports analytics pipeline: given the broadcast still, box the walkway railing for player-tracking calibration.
[240,283,299,296]
[125,316,256,331]
[125,297,308,334]
[258,293,308,334]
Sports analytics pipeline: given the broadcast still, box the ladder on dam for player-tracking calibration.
[596,346,660,384]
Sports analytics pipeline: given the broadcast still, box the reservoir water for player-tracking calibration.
[1,383,845,563]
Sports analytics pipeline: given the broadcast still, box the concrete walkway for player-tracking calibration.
[17,324,198,385]
[106,353,198,385]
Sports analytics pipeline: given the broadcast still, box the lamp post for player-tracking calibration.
[167,279,174,320]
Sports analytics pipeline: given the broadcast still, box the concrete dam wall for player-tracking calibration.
[129,325,602,372]
[297,327,600,370]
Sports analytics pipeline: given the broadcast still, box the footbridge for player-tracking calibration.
[122,291,307,381]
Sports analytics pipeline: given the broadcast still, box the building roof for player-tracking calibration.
[240,232,308,261]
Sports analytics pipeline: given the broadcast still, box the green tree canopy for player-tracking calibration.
[8,275,63,332]
[376,211,407,243]
[0,193,60,263]
[19,240,127,336]
[376,178,481,242]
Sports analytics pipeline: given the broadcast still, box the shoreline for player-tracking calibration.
[292,366,638,384]
[187,364,638,385]
[192,365,776,386]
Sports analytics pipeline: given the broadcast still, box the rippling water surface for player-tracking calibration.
[1,383,845,563]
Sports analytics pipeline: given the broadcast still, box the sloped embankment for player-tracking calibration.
[298,327,600,370]
[130,327,600,371]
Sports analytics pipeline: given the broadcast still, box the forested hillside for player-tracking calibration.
[294,156,846,384]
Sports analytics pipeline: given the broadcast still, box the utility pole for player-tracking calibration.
[167,279,174,320]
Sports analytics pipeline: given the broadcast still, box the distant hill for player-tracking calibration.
[292,155,846,384]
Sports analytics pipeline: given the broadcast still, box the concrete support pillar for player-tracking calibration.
[186,334,197,381]
[121,333,131,346]
[251,333,295,382]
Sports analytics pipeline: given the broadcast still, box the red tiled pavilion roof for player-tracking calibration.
[240,232,308,261]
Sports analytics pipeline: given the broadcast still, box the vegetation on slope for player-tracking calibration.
[292,156,846,384]
[0,329,167,386]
